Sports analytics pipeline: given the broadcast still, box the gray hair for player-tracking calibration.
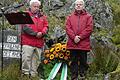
[29,0,41,6]
[74,0,85,5]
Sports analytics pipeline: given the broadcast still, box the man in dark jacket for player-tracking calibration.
[65,0,93,80]
[21,0,48,78]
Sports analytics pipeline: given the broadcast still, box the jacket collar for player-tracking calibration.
[26,9,43,18]
[74,9,87,16]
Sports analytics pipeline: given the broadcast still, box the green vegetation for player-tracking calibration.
[111,25,120,47]
[0,63,20,80]
[107,0,120,25]
[60,0,67,4]
[106,0,120,48]
[48,15,65,33]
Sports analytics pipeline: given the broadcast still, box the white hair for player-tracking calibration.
[74,0,85,5]
[29,0,41,6]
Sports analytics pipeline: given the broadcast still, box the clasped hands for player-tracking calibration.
[36,32,43,38]
[74,35,81,44]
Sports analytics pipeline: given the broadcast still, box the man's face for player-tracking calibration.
[75,1,84,11]
[30,2,40,13]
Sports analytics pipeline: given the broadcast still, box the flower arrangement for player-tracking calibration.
[43,43,70,64]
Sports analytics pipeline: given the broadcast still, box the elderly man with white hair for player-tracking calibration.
[21,0,48,79]
[65,0,93,80]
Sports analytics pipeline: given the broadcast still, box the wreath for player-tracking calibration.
[43,43,70,64]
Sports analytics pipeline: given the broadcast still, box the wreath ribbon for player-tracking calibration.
[47,62,67,80]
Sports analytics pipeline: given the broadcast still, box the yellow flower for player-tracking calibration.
[61,44,66,52]
[66,50,70,56]
[59,53,64,59]
[55,47,61,52]
[55,43,62,47]
[50,54,55,60]
[50,48,54,52]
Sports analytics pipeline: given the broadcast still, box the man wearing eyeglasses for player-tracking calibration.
[65,0,93,80]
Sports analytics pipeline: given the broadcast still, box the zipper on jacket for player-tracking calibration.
[36,18,38,30]
[75,15,80,46]
[77,15,80,35]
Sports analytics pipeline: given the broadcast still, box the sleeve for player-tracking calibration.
[79,15,93,40]
[41,16,48,36]
[22,25,37,36]
[65,16,75,40]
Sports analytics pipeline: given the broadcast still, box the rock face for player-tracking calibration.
[43,0,113,29]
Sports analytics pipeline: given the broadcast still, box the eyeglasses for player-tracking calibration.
[33,6,40,8]
[75,4,83,6]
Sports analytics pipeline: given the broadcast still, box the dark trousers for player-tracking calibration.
[70,50,89,80]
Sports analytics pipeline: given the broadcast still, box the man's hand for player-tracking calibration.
[36,32,42,38]
[74,35,80,44]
